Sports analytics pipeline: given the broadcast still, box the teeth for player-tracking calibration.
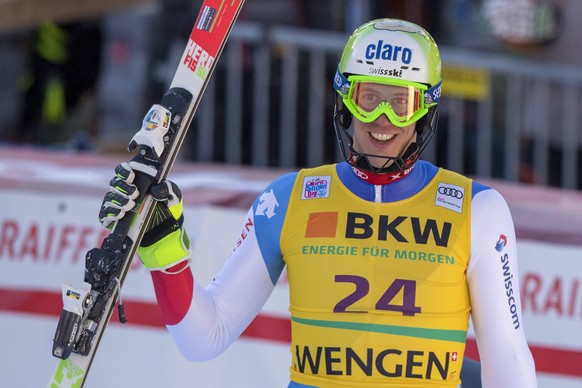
[370,132,395,141]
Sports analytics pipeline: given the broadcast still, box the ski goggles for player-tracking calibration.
[334,70,442,127]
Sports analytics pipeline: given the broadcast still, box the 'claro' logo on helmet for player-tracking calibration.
[365,40,412,64]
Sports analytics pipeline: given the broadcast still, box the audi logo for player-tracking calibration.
[438,186,464,199]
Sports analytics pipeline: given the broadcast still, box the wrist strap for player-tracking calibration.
[141,213,184,247]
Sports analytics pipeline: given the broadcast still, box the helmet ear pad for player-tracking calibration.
[415,105,439,152]
[340,108,352,129]
[335,96,352,130]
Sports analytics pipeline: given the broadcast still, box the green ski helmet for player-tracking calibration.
[333,18,442,176]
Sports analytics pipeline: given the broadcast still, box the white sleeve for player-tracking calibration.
[167,208,278,361]
[468,188,538,387]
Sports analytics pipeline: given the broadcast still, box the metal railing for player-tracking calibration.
[185,22,582,190]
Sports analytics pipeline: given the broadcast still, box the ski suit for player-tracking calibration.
[149,160,537,387]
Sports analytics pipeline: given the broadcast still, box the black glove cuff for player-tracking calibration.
[141,213,184,247]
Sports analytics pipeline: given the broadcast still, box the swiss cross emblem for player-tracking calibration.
[452,352,458,361]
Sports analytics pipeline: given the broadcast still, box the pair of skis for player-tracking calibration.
[49,1,246,386]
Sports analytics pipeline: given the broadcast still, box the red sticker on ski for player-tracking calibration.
[182,0,242,80]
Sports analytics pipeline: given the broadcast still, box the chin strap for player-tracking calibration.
[350,163,416,184]
[348,142,420,184]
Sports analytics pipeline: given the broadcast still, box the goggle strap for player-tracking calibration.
[333,68,351,96]
[425,80,442,105]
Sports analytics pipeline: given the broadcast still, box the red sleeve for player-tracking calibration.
[150,261,193,325]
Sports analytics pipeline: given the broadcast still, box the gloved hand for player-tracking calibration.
[99,162,191,272]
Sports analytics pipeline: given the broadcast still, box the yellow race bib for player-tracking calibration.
[281,164,472,387]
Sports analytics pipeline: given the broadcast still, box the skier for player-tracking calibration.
[100,18,537,387]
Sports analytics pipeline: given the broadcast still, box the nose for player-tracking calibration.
[373,113,392,126]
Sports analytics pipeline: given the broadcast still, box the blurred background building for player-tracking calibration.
[0,0,580,189]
